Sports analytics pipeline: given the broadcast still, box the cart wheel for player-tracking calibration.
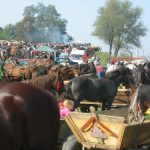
[62,135,82,150]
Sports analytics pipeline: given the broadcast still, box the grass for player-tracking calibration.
[95,51,110,67]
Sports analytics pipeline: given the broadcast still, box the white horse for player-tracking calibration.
[106,59,147,74]
[106,61,126,74]
[106,63,118,74]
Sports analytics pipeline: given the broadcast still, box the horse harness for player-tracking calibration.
[55,72,65,95]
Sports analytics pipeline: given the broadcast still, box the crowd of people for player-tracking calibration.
[0,40,104,79]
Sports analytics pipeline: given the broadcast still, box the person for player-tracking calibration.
[82,52,88,63]
[94,57,100,65]
[95,61,104,79]
[60,99,74,119]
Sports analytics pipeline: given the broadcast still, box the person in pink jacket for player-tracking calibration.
[60,99,74,118]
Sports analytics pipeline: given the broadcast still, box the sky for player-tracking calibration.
[0,0,150,57]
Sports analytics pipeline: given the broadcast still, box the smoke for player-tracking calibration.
[23,25,69,43]
[48,25,69,43]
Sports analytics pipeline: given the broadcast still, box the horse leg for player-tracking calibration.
[0,120,15,150]
[73,95,83,110]
[0,96,24,150]
[24,98,59,150]
[105,98,114,110]
[101,100,106,110]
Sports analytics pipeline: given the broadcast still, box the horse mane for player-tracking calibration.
[22,72,57,90]
[105,68,121,80]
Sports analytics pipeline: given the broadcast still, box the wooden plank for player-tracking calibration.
[65,112,125,149]
[64,111,150,149]
[65,115,85,143]
[80,101,101,106]
[118,89,131,92]
[64,80,70,85]
[120,121,150,149]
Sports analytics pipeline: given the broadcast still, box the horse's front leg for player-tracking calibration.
[105,98,114,110]
[73,95,83,110]
[101,100,106,111]
[73,99,80,110]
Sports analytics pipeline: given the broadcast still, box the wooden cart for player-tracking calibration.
[64,111,150,150]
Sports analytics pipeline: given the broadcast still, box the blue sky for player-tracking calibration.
[0,0,150,57]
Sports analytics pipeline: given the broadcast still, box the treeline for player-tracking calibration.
[0,3,72,43]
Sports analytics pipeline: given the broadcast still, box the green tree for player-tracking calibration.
[16,3,68,42]
[0,24,16,40]
[93,0,147,57]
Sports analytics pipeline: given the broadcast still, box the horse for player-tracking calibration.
[59,65,78,80]
[3,63,33,82]
[131,61,150,86]
[23,66,65,96]
[29,58,54,68]
[31,65,48,79]
[77,62,96,76]
[128,84,150,123]
[65,66,134,110]
[0,82,60,150]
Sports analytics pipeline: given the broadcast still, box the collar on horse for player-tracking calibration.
[55,73,65,95]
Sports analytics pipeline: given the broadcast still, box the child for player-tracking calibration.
[60,99,74,119]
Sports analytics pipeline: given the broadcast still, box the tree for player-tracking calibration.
[93,0,147,57]
[16,3,69,42]
[0,24,16,40]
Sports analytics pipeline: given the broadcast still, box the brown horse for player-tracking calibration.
[23,67,65,95]
[3,63,33,81]
[0,82,60,150]
[59,65,78,80]
[29,58,54,68]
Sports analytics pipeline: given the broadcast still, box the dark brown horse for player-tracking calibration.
[59,65,78,80]
[0,82,60,150]
[128,85,150,123]
[77,62,96,76]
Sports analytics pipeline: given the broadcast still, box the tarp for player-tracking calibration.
[38,46,55,53]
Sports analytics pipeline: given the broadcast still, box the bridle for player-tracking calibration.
[55,72,65,95]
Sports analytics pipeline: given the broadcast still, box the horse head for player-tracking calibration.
[131,62,150,86]
[49,66,65,95]
[118,66,135,87]
[106,66,134,88]
[59,65,78,80]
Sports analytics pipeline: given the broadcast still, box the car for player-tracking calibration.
[55,58,78,65]
[69,49,85,64]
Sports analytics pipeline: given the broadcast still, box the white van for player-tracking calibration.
[69,49,85,64]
